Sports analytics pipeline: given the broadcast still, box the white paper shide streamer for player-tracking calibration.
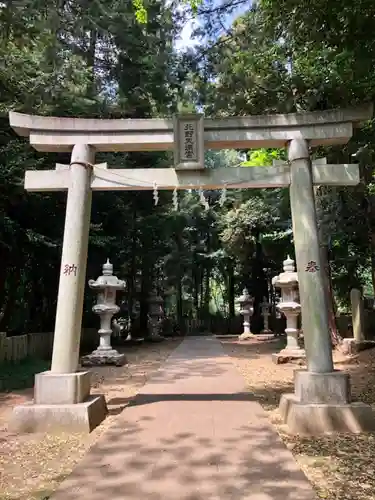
[153,182,159,206]
[219,184,227,207]
[172,187,178,211]
[199,187,210,211]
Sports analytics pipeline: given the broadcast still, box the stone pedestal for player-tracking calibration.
[238,289,254,341]
[341,337,375,355]
[81,348,125,366]
[10,371,107,433]
[272,256,305,363]
[340,289,373,355]
[81,260,127,367]
[280,369,375,434]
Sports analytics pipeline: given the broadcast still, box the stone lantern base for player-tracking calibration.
[260,328,273,335]
[257,332,275,341]
[279,370,375,435]
[81,348,126,367]
[272,347,306,364]
[238,331,255,341]
[148,333,165,343]
[148,316,165,342]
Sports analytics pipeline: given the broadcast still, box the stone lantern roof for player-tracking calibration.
[272,256,298,289]
[88,259,126,290]
[239,288,252,304]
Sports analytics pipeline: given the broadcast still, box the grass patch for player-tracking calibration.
[0,358,50,392]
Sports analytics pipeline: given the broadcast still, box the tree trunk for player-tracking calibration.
[227,260,235,318]
[314,186,340,346]
[86,29,97,99]
[176,279,183,327]
[0,261,21,331]
[127,205,137,320]
[174,234,184,327]
[251,232,267,333]
[357,161,375,297]
[203,269,210,315]
[0,246,10,315]
[320,242,341,345]
[192,254,200,316]
[139,254,151,338]
[370,235,375,296]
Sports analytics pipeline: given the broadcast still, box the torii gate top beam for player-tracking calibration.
[9,105,373,153]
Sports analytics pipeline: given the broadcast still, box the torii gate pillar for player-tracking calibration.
[280,139,375,434]
[10,144,108,434]
[52,144,95,374]
[288,138,334,373]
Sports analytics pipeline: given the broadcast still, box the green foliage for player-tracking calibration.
[191,0,375,302]
[0,0,187,333]
[2,0,375,339]
[241,148,284,166]
[132,0,202,24]
[133,0,148,23]
[220,197,276,258]
[0,358,50,391]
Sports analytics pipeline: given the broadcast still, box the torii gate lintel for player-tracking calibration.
[24,162,360,192]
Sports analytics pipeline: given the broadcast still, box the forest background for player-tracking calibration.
[1,0,374,337]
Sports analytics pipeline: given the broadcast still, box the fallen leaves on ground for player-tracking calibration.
[2,336,375,500]
[0,339,181,500]
[222,339,375,500]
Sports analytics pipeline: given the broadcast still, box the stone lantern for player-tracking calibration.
[271,256,305,363]
[260,297,272,335]
[81,259,126,366]
[238,288,254,341]
[148,289,165,342]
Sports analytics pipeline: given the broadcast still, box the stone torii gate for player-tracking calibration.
[9,107,375,435]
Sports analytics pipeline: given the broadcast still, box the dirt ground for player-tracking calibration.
[1,336,375,500]
[0,339,182,500]
[222,338,375,500]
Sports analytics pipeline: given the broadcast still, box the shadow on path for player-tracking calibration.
[51,336,317,500]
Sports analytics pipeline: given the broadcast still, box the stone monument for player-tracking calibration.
[148,289,165,342]
[260,297,272,335]
[112,317,132,341]
[238,288,254,341]
[350,288,365,343]
[81,259,126,366]
[272,256,305,364]
[342,288,375,354]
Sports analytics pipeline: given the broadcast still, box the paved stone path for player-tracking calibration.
[51,336,317,500]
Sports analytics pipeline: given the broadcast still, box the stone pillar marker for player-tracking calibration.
[148,290,165,342]
[279,138,375,434]
[350,288,365,343]
[342,288,371,354]
[272,256,305,364]
[9,144,107,433]
[238,289,254,341]
[81,259,126,366]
